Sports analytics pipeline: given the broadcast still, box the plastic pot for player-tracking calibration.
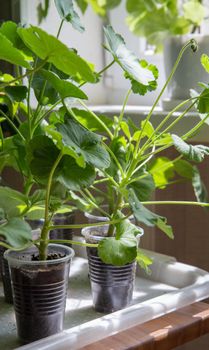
[4,244,74,343]
[0,221,43,304]
[50,212,75,245]
[82,225,143,313]
[0,245,13,303]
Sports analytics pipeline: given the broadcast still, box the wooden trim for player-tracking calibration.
[80,302,209,350]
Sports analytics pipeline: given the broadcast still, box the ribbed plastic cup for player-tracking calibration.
[0,225,42,304]
[0,246,13,303]
[82,225,143,313]
[50,212,75,245]
[4,244,74,343]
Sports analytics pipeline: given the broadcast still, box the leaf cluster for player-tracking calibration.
[0,2,209,267]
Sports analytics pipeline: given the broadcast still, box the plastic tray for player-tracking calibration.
[1,249,209,350]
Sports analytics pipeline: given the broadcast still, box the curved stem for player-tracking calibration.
[0,59,48,90]
[39,152,63,260]
[78,101,113,139]
[48,214,131,231]
[78,60,115,88]
[48,239,98,247]
[114,88,132,138]
[183,113,209,140]
[136,40,196,152]
[33,99,62,129]
[0,110,25,140]
[102,142,125,178]
[142,200,209,207]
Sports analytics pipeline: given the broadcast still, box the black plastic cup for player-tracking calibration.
[0,220,43,304]
[0,245,13,303]
[4,244,74,343]
[82,225,143,313]
[87,252,136,312]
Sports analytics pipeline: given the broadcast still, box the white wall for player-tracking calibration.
[20,0,107,105]
[20,1,165,106]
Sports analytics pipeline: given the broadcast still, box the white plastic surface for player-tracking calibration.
[13,249,209,350]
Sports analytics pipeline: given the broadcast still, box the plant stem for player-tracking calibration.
[80,189,110,217]
[39,152,63,260]
[78,101,114,139]
[138,97,194,155]
[48,215,131,231]
[57,19,64,39]
[33,99,62,129]
[0,124,4,150]
[0,110,25,140]
[142,200,209,207]
[78,60,115,88]
[137,39,195,147]
[102,142,125,178]
[0,59,48,90]
[32,19,64,126]
[183,113,209,140]
[107,192,123,237]
[48,239,98,247]
[141,101,196,156]
[114,88,132,138]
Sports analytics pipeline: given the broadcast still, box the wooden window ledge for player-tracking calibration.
[80,302,209,350]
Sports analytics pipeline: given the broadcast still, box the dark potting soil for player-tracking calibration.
[10,253,69,343]
[31,252,65,261]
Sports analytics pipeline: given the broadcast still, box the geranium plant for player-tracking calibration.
[0,0,209,270]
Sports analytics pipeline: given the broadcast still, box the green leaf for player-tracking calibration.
[55,0,85,32]
[40,69,87,100]
[29,135,60,183]
[75,0,88,13]
[0,32,31,68]
[197,88,209,113]
[98,236,137,265]
[72,108,113,132]
[128,171,155,201]
[44,124,85,167]
[5,86,27,102]
[97,211,142,265]
[128,189,173,238]
[56,116,110,169]
[149,157,175,188]
[0,187,28,218]
[183,0,205,26]
[140,120,154,139]
[0,218,32,247]
[37,0,50,24]
[104,25,158,95]
[174,159,194,179]
[120,121,131,139]
[126,0,180,51]
[0,21,33,60]
[172,134,209,163]
[115,212,143,239]
[86,0,121,16]
[192,166,208,203]
[201,54,209,74]
[136,249,153,274]
[31,71,59,105]
[58,155,95,190]
[155,133,173,146]
[17,26,95,82]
